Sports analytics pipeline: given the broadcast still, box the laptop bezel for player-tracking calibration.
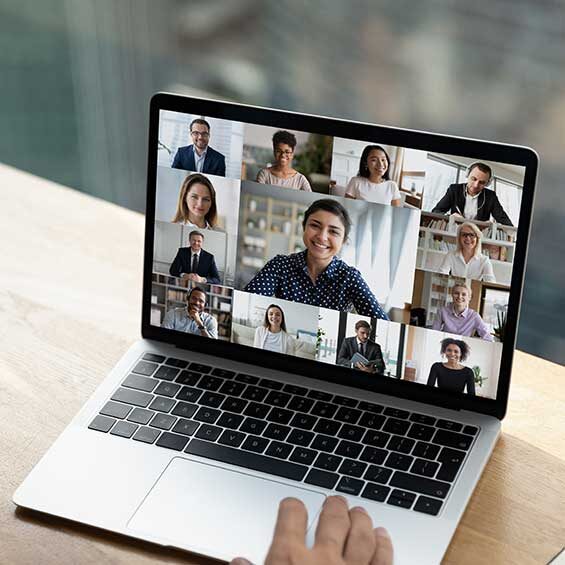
[142,92,538,421]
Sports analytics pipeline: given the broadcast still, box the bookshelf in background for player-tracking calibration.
[417,212,517,285]
[150,273,233,340]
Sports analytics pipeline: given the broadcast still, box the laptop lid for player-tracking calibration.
[141,93,537,420]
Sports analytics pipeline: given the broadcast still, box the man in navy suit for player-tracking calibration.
[171,118,226,176]
[337,320,385,374]
[169,230,221,284]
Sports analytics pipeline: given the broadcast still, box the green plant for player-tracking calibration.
[472,365,488,388]
[294,134,333,177]
[493,306,507,341]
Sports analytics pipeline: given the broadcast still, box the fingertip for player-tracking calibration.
[326,494,348,506]
[350,505,368,514]
[374,526,390,539]
[230,558,252,565]
[280,496,305,510]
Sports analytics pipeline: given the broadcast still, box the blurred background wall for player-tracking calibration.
[1,0,563,363]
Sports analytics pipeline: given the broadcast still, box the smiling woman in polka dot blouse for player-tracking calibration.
[244,199,389,320]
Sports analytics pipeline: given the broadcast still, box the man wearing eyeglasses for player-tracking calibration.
[172,118,226,176]
[431,162,513,226]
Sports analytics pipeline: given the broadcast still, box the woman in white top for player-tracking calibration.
[439,221,496,282]
[345,145,401,206]
[253,304,296,355]
[172,173,218,230]
[256,130,312,191]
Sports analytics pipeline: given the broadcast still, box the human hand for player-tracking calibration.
[355,362,373,373]
[450,212,464,220]
[230,496,393,565]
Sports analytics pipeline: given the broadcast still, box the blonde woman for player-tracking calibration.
[172,173,218,229]
[439,222,495,282]
[253,304,296,355]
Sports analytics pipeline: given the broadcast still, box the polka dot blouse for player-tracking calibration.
[244,250,389,319]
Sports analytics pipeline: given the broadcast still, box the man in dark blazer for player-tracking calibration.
[337,320,385,374]
[171,118,226,176]
[431,162,513,226]
[169,230,221,284]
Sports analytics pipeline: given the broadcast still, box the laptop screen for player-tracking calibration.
[146,97,534,412]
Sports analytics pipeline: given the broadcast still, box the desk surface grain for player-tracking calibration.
[1,164,564,565]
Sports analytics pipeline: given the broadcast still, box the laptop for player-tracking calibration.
[14,93,538,564]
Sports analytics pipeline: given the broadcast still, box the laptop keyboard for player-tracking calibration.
[89,353,479,517]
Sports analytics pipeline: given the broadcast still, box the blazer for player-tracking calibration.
[337,336,385,374]
[169,248,221,284]
[253,326,296,355]
[171,145,226,176]
[431,183,513,226]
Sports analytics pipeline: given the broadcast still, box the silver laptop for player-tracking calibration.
[14,93,538,564]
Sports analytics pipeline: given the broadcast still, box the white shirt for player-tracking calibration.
[439,251,496,282]
[464,190,480,220]
[345,177,401,205]
[263,330,284,353]
[193,146,207,173]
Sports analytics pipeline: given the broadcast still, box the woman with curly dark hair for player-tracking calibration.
[426,338,476,395]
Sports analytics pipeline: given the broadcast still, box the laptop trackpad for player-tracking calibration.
[128,456,326,563]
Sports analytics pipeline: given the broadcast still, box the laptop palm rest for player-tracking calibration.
[127,456,326,563]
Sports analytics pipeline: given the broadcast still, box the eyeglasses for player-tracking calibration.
[460,232,478,239]
[274,149,293,157]
[190,130,209,138]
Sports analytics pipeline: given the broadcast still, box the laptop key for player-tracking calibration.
[218,430,246,448]
[390,472,450,499]
[155,365,181,381]
[165,357,189,369]
[171,419,199,436]
[111,387,153,408]
[335,407,362,424]
[359,446,387,466]
[154,381,181,398]
[287,396,315,413]
[242,386,269,402]
[221,397,248,414]
[263,424,291,441]
[385,452,413,471]
[436,419,463,432]
[148,397,176,413]
[283,384,308,396]
[335,440,362,459]
[338,424,364,442]
[176,386,203,403]
[411,458,440,478]
[305,469,339,489]
[132,426,160,444]
[194,407,221,424]
[358,413,385,430]
[336,476,364,496]
[383,407,410,419]
[290,413,317,430]
[132,361,158,376]
[383,418,410,436]
[412,441,441,461]
[195,424,223,442]
[414,496,443,516]
[407,423,435,442]
[267,407,293,425]
[287,429,314,447]
[127,407,154,424]
[185,439,308,481]
[463,425,479,436]
[290,447,317,465]
[240,417,267,435]
[100,401,131,419]
[314,453,343,472]
[332,395,358,408]
[433,429,473,451]
[150,413,177,430]
[89,415,115,433]
[314,418,340,436]
[242,436,269,454]
[339,459,368,478]
[244,402,270,419]
[175,371,201,386]
[361,483,391,502]
[142,353,165,364]
[264,391,291,407]
[197,375,224,391]
[190,362,212,373]
[235,373,259,385]
[110,421,138,438]
[219,380,246,397]
[387,489,416,509]
[171,401,198,419]
[216,412,244,430]
[259,378,284,390]
[199,391,226,408]
[387,436,415,454]
[362,430,390,448]
[358,401,384,414]
[410,413,436,426]
[311,401,338,419]
[265,441,293,459]
[212,368,236,379]
[436,447,466,482]
[364,465,392,484]
[307,390,333,401]
[311,434,339,453]
[156,432,190,451]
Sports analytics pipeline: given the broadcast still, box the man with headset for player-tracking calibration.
[431,162,513,225]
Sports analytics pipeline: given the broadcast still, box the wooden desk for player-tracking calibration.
[1,164,564,564]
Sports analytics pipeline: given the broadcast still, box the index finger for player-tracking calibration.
[270,497,308,548]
